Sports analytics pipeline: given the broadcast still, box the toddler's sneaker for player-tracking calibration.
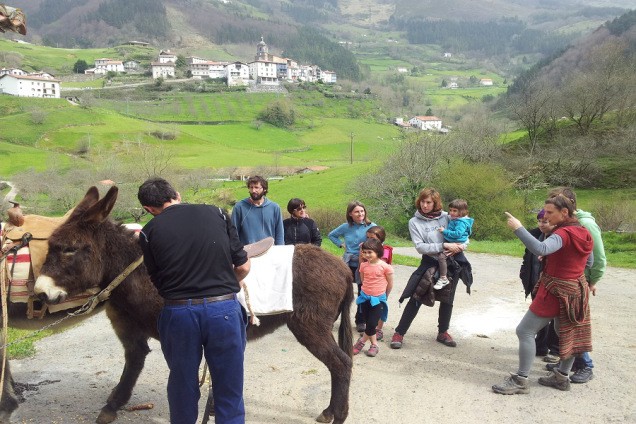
[433,276,450,290]
[353,337,365,355]
[365,344,379,357]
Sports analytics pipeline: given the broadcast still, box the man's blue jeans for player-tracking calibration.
[574,351,594,369]
[158,297,247,424]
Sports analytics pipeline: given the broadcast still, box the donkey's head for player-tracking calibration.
[34,186,121,304]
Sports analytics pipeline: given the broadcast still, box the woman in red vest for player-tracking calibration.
[493,194,593,395]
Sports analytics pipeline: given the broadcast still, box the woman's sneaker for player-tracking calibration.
[436,331,457,347]
[353,338,365,355]
[365,344,379,357]
[492,373,529,395]
[433,276,450,290]
[390,332,403,349]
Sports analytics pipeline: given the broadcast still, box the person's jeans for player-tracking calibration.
[574,352,594,369]
[158,297,247,424]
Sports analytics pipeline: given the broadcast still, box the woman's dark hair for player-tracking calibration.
[415,188,442,213]
[287,198,305,215]
[366,225,386,243]
[345,201,371,226]
[361,238,384,258]
[548,187,577,209]
[138,177,178,207]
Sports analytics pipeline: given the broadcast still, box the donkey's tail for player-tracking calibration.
[337,270,354,357]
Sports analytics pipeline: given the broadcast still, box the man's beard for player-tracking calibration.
[250,192,264,202]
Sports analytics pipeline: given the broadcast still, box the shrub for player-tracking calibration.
[257,100,296,128]
[309,207,345,240]
[590,201,636,231]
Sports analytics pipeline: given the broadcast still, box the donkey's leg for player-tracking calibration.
[0,358,20,423]
[97,310,151,424]
[287,319,352,424]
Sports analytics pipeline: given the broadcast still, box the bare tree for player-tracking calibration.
[507,77,555,156]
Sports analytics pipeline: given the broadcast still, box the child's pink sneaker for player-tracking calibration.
[353,338,365,355]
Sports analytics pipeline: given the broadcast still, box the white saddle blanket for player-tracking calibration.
[237,245,294,316]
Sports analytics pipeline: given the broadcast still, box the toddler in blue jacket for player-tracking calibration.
[433,199,474,289]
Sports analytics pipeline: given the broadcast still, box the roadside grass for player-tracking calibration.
[6,327,52,359]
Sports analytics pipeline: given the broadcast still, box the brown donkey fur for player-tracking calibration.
[33,186,354,424]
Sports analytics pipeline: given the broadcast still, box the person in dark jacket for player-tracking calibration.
[282,198,322,246]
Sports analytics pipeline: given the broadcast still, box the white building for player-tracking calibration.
[95,60,124,75]
[0,68,28,76]
[158,50,177,64]
[123,60,140,72]
[480,78,493,86]
[408,115,443,131]
[320,70,337,84]
[0,74,60,98]
[151,62,175,79]
[249,60,279,85]
[226,62,249,86]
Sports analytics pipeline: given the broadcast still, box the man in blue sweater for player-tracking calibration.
[231,176,285,245]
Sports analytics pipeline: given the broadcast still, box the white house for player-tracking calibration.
[408,115,443,131]
[95,60,124,75]
[226,62,249,86]
[151,62,175,79]
[320,70,337,84]
[480,78,493,86]
[158,50,177,64]
[0,68,27,76]
[397,67,408,73]
[443,52,452,58]
[0,74,60,98]
[248,60,279,85]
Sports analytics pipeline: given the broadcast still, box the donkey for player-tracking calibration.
[33,186,354,424]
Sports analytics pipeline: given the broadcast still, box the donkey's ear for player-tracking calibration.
[83,186,119,224]
[67,186,101,221]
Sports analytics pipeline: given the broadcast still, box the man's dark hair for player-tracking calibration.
[138,177,178,207]
[246,175,268,194]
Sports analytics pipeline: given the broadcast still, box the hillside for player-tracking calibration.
[15,1,633,55]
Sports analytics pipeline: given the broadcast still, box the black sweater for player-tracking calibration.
[283,217,322,246]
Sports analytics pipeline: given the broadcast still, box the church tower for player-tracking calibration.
[256,36,269,61]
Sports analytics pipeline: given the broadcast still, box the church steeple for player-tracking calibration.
[256,36,269,61]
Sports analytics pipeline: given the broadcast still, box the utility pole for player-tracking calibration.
[350,132,354,164]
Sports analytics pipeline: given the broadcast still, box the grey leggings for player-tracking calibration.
[516,310,575,376]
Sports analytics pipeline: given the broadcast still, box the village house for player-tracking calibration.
[89,58,125,75]
[158,50,177,64]
[320,70,337,84]
[408,115,443,131]
[0,73,60,98]
[480,78,494,86]
[0,68,27,76]
[226,62,249,86]
[151,61,175,79]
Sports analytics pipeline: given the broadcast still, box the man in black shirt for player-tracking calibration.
[138,178,250,424]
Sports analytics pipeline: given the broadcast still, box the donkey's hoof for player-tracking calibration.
[96,406,117,424]
[316,411,333,423]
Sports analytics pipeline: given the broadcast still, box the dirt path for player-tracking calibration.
[10,251,636,423]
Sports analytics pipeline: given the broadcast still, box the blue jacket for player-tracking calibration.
[328,222,376,267]
[231,198,284,245]
[356,290,389,323]
[442,217,474,243]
